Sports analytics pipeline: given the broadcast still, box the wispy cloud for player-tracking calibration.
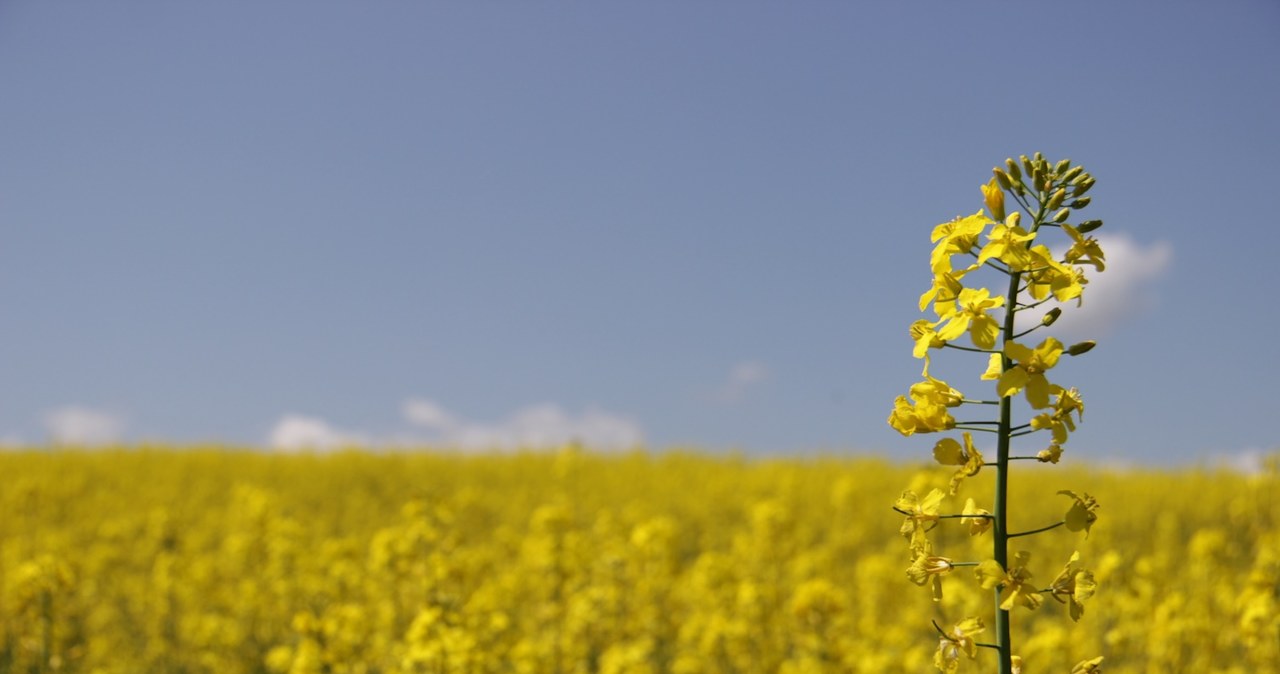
[267,400,644,452]
[1016,232,1172,339]
[267,414,366,452]
[400,399,643,450]
[715,361,769,403]
[44,406,126,445]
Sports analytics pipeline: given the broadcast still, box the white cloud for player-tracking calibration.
[268,414,365,452]
[400,398,643,451]
[1016,233,1172,339]
[1207,448,1276,475]
[715,361,769,403]
[44,406,126,445]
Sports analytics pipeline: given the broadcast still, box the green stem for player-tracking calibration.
[943,343,1000,354]
[1008,520,1066,538]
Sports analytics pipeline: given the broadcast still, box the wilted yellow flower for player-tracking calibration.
[1060,491,1100,537]
[933,617,985,674]
[1049,551,1098,621]
[1062,224,1106,271]
[1036,444,1064,463]
[888,376,963,436]
[975,551,1043,611]
[960,498,992,536]
[932,432,985,495]
[896,489,945,551]
[907,545,954,602]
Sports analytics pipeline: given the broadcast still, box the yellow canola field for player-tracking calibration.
[0,448,1275,674]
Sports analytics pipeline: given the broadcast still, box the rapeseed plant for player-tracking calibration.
[889,154,1107,673]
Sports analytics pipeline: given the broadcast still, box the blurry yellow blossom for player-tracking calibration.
[975,551,1043,611]
[1060,491,1100,537]
[932,432,985,495]
[1071,656,1105,674]
[934,617,984,674]
[896,489,945,551]
[1049,551,1098,622]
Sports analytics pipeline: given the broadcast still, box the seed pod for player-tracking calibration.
[1070,197,1092,209]
[993,168,1013,190]
[1077,219,1103,233]
[1066,341,1096,356]
[1047,188,1066,211]
[1053,208,1071,223]
[1041,307,1062,326]
[1006,158,1022,181]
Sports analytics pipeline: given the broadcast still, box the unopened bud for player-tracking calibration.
[1054,159,1071,175]
[1073,177,1096,197]
[993,168,1012,190]
[1053,208,1071,223]
[1047,188,1066,211]
[1005,158,1022,181]
[1066,341,1096,356]
[1020,155,1035,178]
[1070,197,1091,209]
[1041,307,1062,326]
[1062,166,1084,183]
[1033,152,1045,162]
[1077,219,1103,233]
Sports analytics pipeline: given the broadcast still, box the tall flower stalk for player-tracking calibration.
[889,154,1105,674]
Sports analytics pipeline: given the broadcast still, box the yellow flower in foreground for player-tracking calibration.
[932,432,984,495]
[975,551,1043,611]
[906,545,953,602]
[910,319,947,359]
[960,498,992,536]
[1036,444,1063,463]
[980,178,1005,222]
[936,287,1005,349]
[1049,551,1098,621]
[934,617,985,674]
[896,489,945,551]
[998,337,1064,409]
[977,213,1035,270]
[1071,656,1105,674]
[1060,491,1100,537]
[888,376,963,436]
[1063,224,1106,271]
[930,210,992,274]
[1023,244,1086,304]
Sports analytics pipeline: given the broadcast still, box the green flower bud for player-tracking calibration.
[1073,177,1096,197]
[1054,159,1072,175]
[993,168,1013,190]
[1033,152,1045,162]
[1077,219,1103,233]
[1070,197,1092,209]
[1053,208,1071,223]
[1062,166,1084,183]
[1020,155,1035,178]
[1066,341,1096,356]
[1047,188,1066,211]
[1041,307,1062,326]
[1006,158,1022,181]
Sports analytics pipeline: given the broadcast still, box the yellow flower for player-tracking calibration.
[1030,386,1083,444]
[1071,656,1105,674]
[1023,244,1086,303]
[960,498,992,536]
[980,178,1005,222]
[1060,491,1100,537]
[895,489,944,551]
[980,353,1002,380]
[888,376,963,436]
[998,338,1064,409]
[910,319,947,359]
[975,551,1043,611]
[930,210,992,275]
[1062,224,1106,271]
[1036,444,1063,463]
[906,544,953,602]
[977,213,1036,270]
[936,287,1005,350]
[932,432,985,495]
[933,617,984,674]
[1049,551,1098,621]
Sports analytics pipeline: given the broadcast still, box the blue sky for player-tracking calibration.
[1,1,1277,465]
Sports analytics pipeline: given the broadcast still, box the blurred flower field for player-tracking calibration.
[0,447,1275,674]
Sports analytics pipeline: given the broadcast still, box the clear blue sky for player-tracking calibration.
[1,1,1277,465]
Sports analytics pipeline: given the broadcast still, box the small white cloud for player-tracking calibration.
[267,414,365,452]
[1016,233,1172,339]
[398,400,643,451]
[402,398,459,431]
[715,361,769,403]
[44,406,125,445]
[1208,448,1275,475]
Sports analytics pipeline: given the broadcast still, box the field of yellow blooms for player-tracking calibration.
[1,447,1275,674]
